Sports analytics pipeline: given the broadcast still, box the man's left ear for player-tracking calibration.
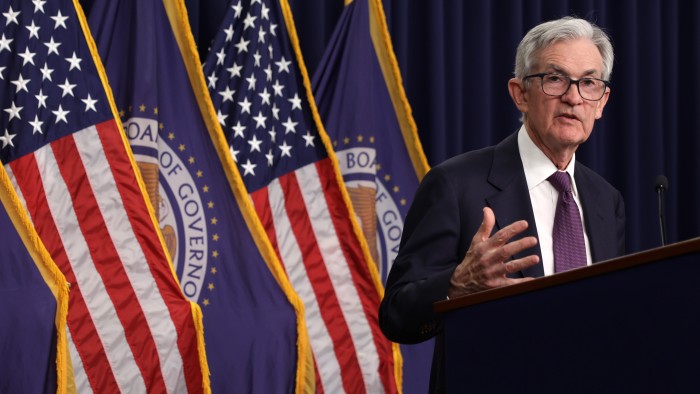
[595,88,611,119]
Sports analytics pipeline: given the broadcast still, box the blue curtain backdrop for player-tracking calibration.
[79,0,700,261]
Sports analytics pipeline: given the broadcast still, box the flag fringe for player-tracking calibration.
[368,0,430,180]
[0,167,70,394]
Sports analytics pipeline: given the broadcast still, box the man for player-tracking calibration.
[379,16,626,392]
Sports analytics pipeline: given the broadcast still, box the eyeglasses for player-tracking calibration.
[523,73,609,101]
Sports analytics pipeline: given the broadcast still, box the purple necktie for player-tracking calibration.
[548,171,587,272]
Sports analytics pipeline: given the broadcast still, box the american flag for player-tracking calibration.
[204,0,399,392]
[0,1,207,392]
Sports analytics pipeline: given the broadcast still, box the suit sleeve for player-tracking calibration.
[379,166,465,344]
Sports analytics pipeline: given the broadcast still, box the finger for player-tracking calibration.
[499,276,537,287]
[502,254,540,274]
[499,235,538,260]
[474,207,496,242]
[477,235,538,268]
[487,218,530,247]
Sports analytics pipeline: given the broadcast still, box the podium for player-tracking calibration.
[434,237,700,393]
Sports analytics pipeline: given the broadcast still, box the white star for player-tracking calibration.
[32,0,47,13]
[265,149,274,166]
[288,93,302,110]
[227,62,242,78]
[26,21,41,39]
[35,89,48,108]
[40,63,54,81]
[66,52,82,71]
[0,129,16,148]
[248,134,262,152]
[82,94,98,112]
[224,24,234,42]
[218,86,235,102]
[0,66,4,80]
[268,126,277,142]
[245,74,257,91]
[0,34,12,52]
[278,141,292,157]
[207,71,218,88]
[258,26,267,43]
[302,131,315,147]
[231,121,246,138]
[238,97,251,114]
[272,80,284,96]
[271,104,280,120]
[275,57,291,73]
[243,13,257,30]
[282,117,298,134]
[18,48,36,66]
[3,6,20,26]
[29,115,43,134]
[51,10,69,30]
[264,65,272,81]
[4,102,23,121]
[52,105,69,123]
[261,3,270,20]
[58,78,76,97]
[253,50,261,67]
[51,104,70,124]
[229,146,240,164]
[232,2,243,18]
[270,23,278,37]
[11,74,30,93]
[216,109,228,126]
[234,37,250,54]
[252,111,267,129]
[216,47,226,65]
[241,159,256,176]
[258,88,271,105]
[44,37,61,55]
[268,43,274,58]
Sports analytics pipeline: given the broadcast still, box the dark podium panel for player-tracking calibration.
[434,237,700,393]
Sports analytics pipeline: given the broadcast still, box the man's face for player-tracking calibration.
[511,38,610,158]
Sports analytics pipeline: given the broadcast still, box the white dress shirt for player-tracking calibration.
[517,126,592,275]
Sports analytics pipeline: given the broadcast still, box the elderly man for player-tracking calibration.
[379,16,626,392]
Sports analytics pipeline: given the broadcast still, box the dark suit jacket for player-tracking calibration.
[378,132,625,392]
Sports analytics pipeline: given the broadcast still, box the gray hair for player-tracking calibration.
[514,17,614,81]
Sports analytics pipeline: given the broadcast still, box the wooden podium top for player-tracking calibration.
[434,236,700,314]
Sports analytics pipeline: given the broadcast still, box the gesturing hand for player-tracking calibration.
[447,207,540,299]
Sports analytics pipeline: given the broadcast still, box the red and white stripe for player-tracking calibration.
[251,157,397,394]
[6,120,203,393]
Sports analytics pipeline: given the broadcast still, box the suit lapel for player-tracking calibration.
[485,133,544,278]
[575,167,612,262]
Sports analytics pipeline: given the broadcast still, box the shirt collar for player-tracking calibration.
[517,125,577,194]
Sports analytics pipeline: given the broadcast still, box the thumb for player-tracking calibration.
[476,207,496,242]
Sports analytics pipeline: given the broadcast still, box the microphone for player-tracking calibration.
[655,175,668,246]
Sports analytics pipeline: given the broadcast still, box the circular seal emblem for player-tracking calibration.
[124,116,211,304]
[335,137,406,281]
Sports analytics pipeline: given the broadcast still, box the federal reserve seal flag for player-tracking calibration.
[87,0,311,392]
[311,0,434,392]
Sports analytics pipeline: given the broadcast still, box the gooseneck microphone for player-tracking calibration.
[655,175,668,246]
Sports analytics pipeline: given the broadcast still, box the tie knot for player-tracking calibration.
[548,171,572,193]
